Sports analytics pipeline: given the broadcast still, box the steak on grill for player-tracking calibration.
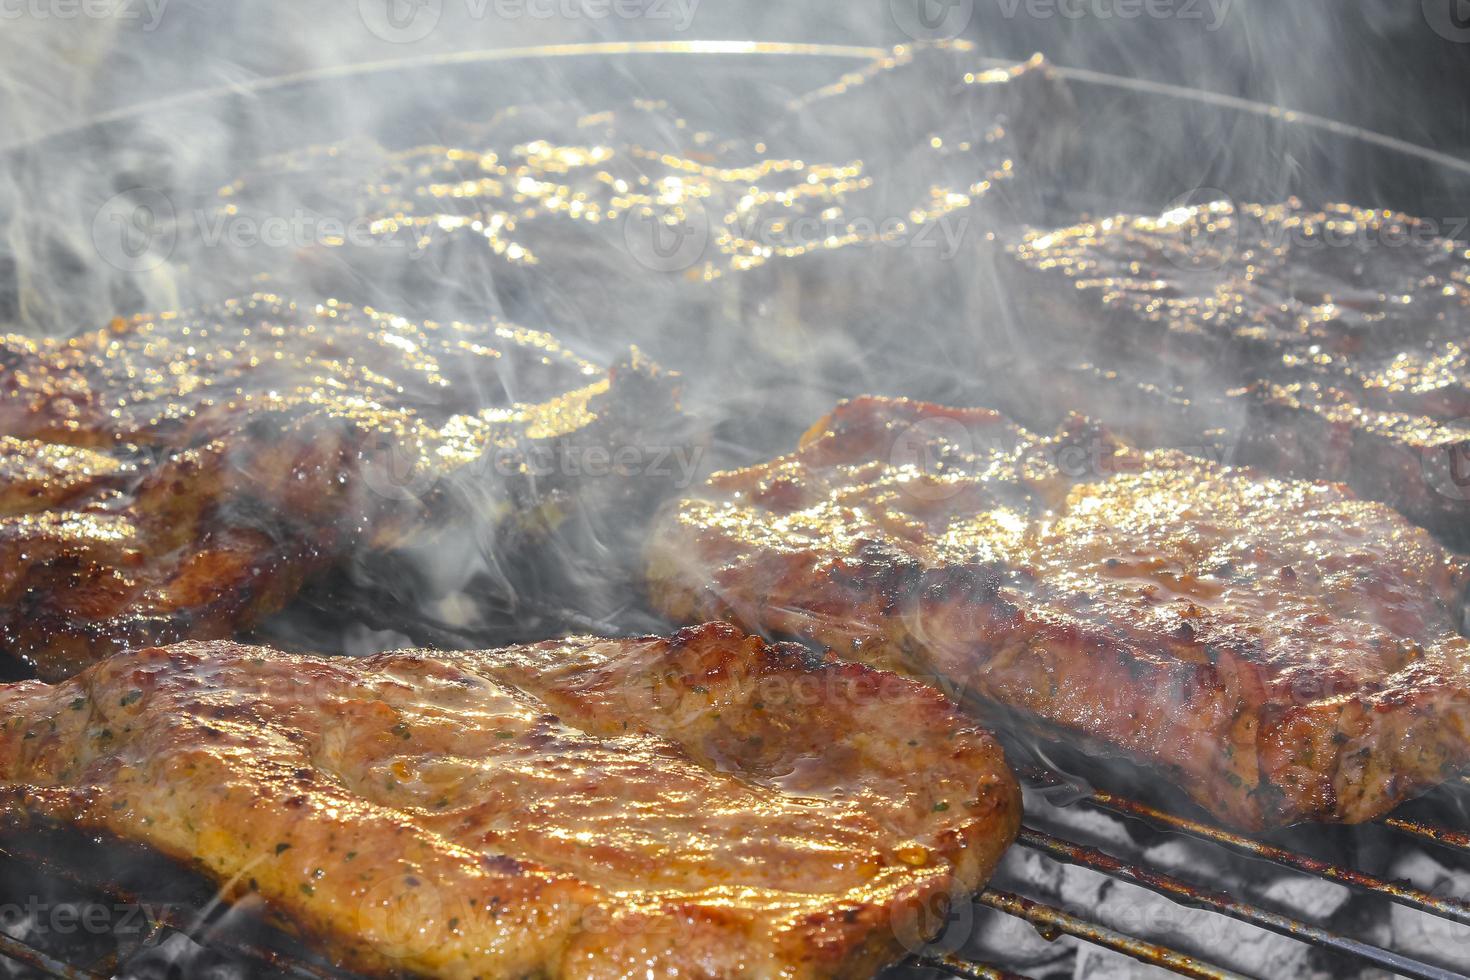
[0,623,1019,979]
[205,44,1070,449]
[647,396,1470,829]
[996,200,1470,546]
[0,293,683,679]
[214,42,1059,291]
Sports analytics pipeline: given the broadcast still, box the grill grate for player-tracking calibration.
[0,838,352,980]
[4,599,1470,979]
[0,930,98,980]
[3,766,1468,979]
[918,768,1470,980]
[958,889,1249,980]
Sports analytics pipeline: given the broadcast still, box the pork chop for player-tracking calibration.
[999,200,1470,546]
[648,396,1470,828]
[0,293,682,678]
[0,623,1019,978]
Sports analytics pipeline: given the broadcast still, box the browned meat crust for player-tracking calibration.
[648,396,1470,829]
[0,623,1019,979]
[206,45,1070,439]
[1000,200,1470,545]
[0,293,681,679]
[214,42,1052,286]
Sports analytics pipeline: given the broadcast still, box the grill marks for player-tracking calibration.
[648,396,1470,828]
[0,625,1019,979]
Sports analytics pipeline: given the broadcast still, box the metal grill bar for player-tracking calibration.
[1016,826,1464,980]
[914,952,1030,980]
[970,889,1248,980]
[7,597,1470,980]
[1025,770,1470,926]
[0,931,102,980]
[6,801,1469,980]
[0,841,346,980]
[1381,815,1470,854]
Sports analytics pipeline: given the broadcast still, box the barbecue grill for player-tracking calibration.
[3,41,1470,980]
[4,654,1470,979]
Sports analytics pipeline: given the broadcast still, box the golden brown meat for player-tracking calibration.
[0,293,681,679]
[205,45,1069,434]
[648,396,1470,829]
[213,42,1047,285]
[999,200,1470,546]
[0,623,1019,979]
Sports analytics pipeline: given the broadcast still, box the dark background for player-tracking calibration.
[5,0,1470,159]
[2,0,1469,339]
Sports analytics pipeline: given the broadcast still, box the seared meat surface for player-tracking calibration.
[648,396,1470,828]
[0,293,680,679]
[0,623,1019,979]
[206,44,1069,443]
[1001,200,1470,545]
[216,42,1053,285]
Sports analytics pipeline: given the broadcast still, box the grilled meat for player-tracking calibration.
[0,293,682,679]
[999,200,1470,545]
[648,396,1470,829]
[203,45,1069,446]
[0,623,1019,979]
[214,42,1053,285]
